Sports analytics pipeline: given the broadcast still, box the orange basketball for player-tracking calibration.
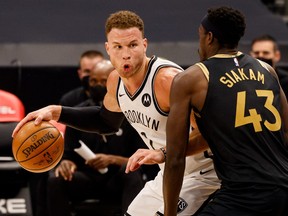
[12,120,64,173]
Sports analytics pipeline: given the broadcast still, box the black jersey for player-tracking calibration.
[194,52,288,188]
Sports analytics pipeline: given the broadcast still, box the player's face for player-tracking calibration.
[105,27,147,79]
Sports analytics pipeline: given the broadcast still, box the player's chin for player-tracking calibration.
[119,71,133,79]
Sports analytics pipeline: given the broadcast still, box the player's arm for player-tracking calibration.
[12,70,124,137]
[59,70,124,134]
[155,66,182,113]
[163,72,191,216]
[186,127,209,155]
[164,65,207,216]
[59,106,124,135]
[156,67,208,157]
[186,111,209,155]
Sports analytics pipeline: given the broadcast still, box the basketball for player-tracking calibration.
[12,120,64,173]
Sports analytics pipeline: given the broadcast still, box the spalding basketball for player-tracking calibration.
[12,120,64,173]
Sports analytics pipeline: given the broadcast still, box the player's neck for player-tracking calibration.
[217,47,238,55]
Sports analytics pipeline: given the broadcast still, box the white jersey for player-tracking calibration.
[117,56,214,175]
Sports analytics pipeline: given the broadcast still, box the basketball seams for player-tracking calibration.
[18,131,62,163]
[20,137,64,172]
[14,126,57,161]
[12,121,64,173]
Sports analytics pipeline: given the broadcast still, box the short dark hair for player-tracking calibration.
[80,50,104,59]
[105,10,145,38]
[250,34,279,51]
[78,50,104,68]
[205,6,246,48]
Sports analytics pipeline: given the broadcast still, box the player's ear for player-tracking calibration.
[143,38,148,52]
[208,32,214,45]
[105,42,110,56]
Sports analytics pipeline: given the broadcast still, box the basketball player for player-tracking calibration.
[164,6,288,216]
[13,10,220,215]
[46,60,154,216]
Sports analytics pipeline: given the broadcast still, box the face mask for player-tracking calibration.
[81,76,90,91]
[257,57,273,67]
[89,85,107,103]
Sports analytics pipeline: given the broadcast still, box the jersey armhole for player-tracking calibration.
[195,63,209,81]
[116,77,121,107]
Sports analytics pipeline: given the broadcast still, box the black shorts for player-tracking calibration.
[197,183,288,216]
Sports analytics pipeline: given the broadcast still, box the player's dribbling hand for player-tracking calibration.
[12,105,62,137]
[125,148,164,173]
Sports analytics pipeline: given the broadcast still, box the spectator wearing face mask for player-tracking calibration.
[250,34,288,99]
[81,60,109,107]
[59,50,104,107]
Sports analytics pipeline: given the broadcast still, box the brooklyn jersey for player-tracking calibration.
[117,56,215,174]
[194,52,288,187]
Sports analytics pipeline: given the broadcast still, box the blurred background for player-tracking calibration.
[0,0,288,113]
[0,1,288,215]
